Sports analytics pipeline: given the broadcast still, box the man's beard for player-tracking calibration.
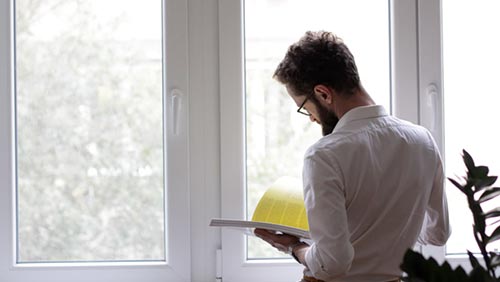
[316,103,339,136]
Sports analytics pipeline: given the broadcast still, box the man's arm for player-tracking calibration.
[418,158,451,245]
[301,151,354,280]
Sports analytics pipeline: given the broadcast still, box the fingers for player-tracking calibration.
[254,229,283,251]
[254,228,278,240]
[254,229,277,246]
[254,229,278,244]
[254,228,273,237]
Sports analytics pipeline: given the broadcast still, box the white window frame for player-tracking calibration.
[219,0,305,280]
[0,0,191,281]
[219,0,469,280]
[415,0,447,265]
[417,0,476,272]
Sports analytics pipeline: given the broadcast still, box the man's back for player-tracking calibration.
[302,105,450,281]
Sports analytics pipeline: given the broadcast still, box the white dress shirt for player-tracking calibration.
[302,105,450,281]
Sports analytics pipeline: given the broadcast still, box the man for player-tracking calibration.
[254,31,450,282]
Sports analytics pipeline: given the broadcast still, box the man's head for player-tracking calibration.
[273,31,361,135]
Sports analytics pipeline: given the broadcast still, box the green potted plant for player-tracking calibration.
[401,150,500,281]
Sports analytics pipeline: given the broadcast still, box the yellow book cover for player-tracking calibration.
[210,176,310,239]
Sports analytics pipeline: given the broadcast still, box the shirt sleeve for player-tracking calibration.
[418,156,451,245]
[303,150,355,281]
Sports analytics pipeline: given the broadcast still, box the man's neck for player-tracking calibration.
[334,88,375,119]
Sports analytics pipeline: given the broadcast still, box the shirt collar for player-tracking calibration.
[332,105,388,133]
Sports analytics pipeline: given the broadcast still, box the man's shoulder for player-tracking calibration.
[304,115,437,159]
[304,132,356,160]
[389,116,435,138]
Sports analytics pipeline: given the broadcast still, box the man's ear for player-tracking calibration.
[313,85,334,105]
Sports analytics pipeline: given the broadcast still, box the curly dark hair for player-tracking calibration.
[273,31,360,97]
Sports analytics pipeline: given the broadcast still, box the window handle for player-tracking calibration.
[170,88,183,135]
[425,83,438,133]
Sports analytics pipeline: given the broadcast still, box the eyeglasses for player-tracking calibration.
[297,93,313,116]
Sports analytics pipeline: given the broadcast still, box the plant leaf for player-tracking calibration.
[483,207,500,219]
[478,187,500,203]
[463,149,492,181]
[467,250,481,269]
[474,176,498,192]
[463,149,475,174]
[472,166,490,179]
[400,249,477,282]
[490,252,500,268]
[469,266,495,282]
[488,218,500,227]
[487,225,500,244]
[453,266,470,281]
[474,222,486,238]
[448,177,466,194]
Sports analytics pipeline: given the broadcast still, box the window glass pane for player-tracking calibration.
[15,0,164,262]
[443,0,500,255]
[244,0,390,259]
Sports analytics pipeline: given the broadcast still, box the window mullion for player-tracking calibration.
[416,0,447,265]
[390,0,419,123]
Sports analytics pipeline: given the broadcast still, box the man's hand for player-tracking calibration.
[254,228,309,266]
[254,228,301,253]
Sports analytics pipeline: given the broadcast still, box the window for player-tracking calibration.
[442,0,500,256]
[16,0,164,263]
[220,1,421,281]
[0,0,189,281]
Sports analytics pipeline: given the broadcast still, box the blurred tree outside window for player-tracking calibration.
[15,0,165,262]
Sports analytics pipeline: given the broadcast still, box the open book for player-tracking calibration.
[210,177,310,239]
